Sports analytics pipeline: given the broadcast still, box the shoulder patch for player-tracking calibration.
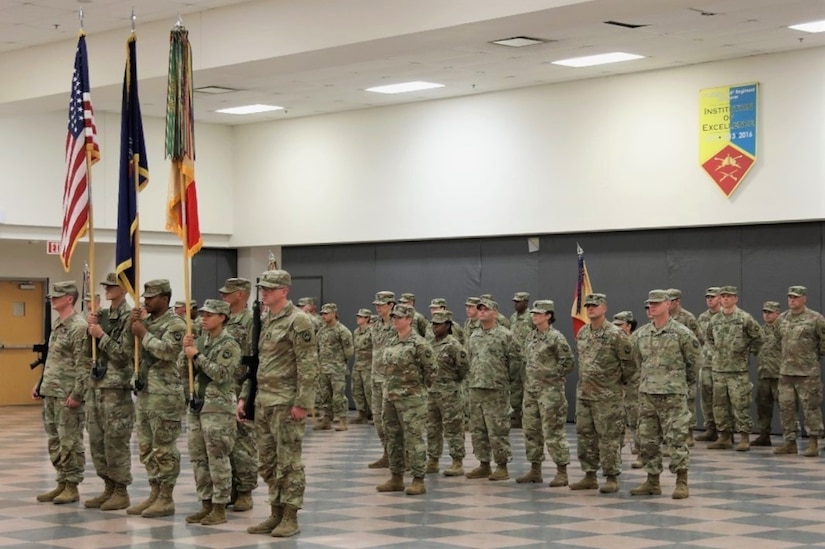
[692,340,700,348]
[174,332,182,341]
[300,330,312,342]
[222,349,233,359]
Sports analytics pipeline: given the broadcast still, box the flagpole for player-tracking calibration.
[132,155,141,376]
[85,151,99,366]
[178,162,195,399]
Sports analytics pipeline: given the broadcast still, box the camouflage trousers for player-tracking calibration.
[42,397,86,484]
[779,375,824,440]
[188,412,236,503]
[624,381,640,428]
[230,419,258,493]
[384,394,428,477]
[637,392,690,475]
[712,371,753,434]
[86,387,134,485]
[522,387,570,466]
[510,363,524,412]
[699,366,715,430]
[468,388,512,465]
[317,370,348,422]
[371,380,385,446]
[136,392,185,487]
[351,367,372,416]
[256,404,307,508]
[687,378,697,430]
[427,385,466,460]
[575,396,625,476]
[755,377,779,434]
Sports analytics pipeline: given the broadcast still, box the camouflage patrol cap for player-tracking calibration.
[297,297,316,306]
[83,293,100,303]
[356,308,372,317]
[465,297,481,306]
[431,310,451,324]
[429,298,448,309]
[705,287,721,297]
[478,297,499,311]
[199,299,230,316]
[529,300,555,314]
[480,293,494,300]
[512,292,530,302]
[142,279,172,298]
[788,286,807,297]
[257,270,292,289]
[390,304,415,318]
[613,311,634,324]
[762,301,781,313]
[719,286,738,295]
[99,272,119,287]
[666,288,682,300]
[320,303,338,314]
[372,291,396,305]
[646,289,670,303]
[584,293,607,306]
[173,300,186,308]
[399,292,416,303]
[219,277,251,294]
[49,280,78,298]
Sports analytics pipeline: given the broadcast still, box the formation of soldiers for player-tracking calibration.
[32,271,825,538]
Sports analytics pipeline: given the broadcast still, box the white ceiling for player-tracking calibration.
[2,0,825,125]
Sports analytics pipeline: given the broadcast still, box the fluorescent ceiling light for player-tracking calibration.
[366,81,444,94]
[552,52,645,68]
[789,19,825,33]
[491,36,546,48]
[215,104,283,115]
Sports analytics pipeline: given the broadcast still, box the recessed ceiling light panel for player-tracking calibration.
[789,19,825,33]
[552,52,644,68]
[215,104,283,115]
[195,86,238,95]
[491,36,547,48]
[366,81,444,94]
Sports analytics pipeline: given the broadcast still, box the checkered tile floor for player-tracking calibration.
[2,405,825,548]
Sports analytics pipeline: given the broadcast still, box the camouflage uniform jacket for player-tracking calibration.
[497,312,511,330]
[706,307,763,373]
[758,321,781,379]
[463,318,480,348]
[225,307,253,395]
[468,325,524,391]
[430,334,470,390]
[697,309,719,367]
[371,318,396,383]
[778,307,825,376]
[634,318,700,395]
[242,301,319,410]
[139,308,186,395]
[193,329,241,414]
[91,299,133,389]
[412,311,428,338]
[317,321,354,375]
[382,332,435,401]
[576,322,636,401]
[310,314,323,333]
[509,311,533,349]
[523,326,574,394]
[673,307,704,345]
[352,325,373,372]
[41,311,90,401]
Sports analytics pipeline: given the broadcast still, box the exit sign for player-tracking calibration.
[46,241,61,255]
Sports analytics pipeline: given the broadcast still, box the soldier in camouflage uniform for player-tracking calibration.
[425,311,470,476]
[571,294,636,494]
[34,281,90,505]
[705,286,763,452]
[774,286,825,457]
[516,300,574,487]
[351,309,374,424]
[480,293,510,329]
[466,297,523,481]
[612,311,640,461]
[84,273,134,511]
[667,289,704,446]
[754,300,781,446]
[368,291,397,469]
[240,270,319,537]
[509,292,532,429]
[184,300,242,526]
[315,303,354,431]
[219,278,258,511]
[175,300,202,337]
[426,298,465,345]
[399,293,428,337]
[376,304,435,495]
[464,297,481,342]
[696,287,722,442]
[297,297,323,332]
[630,290,700,500]
[126,279,187,518]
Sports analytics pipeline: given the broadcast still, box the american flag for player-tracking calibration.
[60,33,100,272]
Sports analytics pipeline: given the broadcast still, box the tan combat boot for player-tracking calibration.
[84,478,114,508]
[141,484,175,517]
[752,432,772,446]
[488,462,509,481]
[201,503,227,526]
[773,439,798,455]
[569,471,598,490]
[426,457,439,474]
[631,457,644,469]
[36,482,66,503]
[695,425,718,442]
[735,432,750,452]
[465,462,491,479]
[406,477,426,495]
[100,483,130,511]
[804,436,820,457]
[443,459,464,477]
[233,491,253,512]
[334,417,348,431]
[313,417,331,431]
[707,431,733,450]
[127,482,159,515]
[516,462,543,484]
[368,452,389,469]
[271,504,300,537]
[376,474,405,492]
[600,475,619,494]
[351,410,369,424]
[186,500,213,523]
[53,482,79,504]
[630,473,662,496]
[549,464,568,487]
[248,504,283,534]
[672,470,689,499]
